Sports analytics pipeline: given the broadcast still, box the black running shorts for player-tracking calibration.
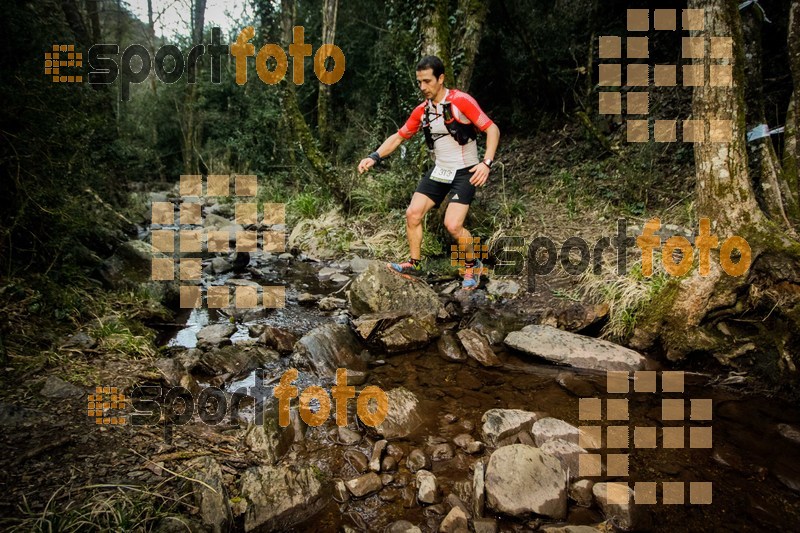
[414,166,477,208]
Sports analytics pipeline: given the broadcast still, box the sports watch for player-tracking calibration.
[482,158,493,169]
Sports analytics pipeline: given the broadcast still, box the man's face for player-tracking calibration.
[416,68,444,99]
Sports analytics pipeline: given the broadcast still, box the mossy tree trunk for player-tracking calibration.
[635,0,800,383]
[782,0,800,225]
[741,6,795,230]
[317,0,338,148]
[280,0,350,209]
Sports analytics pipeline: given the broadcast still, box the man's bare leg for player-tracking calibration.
[406,192,436,259]
[444,202,483,288]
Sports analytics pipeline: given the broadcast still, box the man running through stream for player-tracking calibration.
[357,55,500,290]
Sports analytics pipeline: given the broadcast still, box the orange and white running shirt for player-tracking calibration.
[397,88,494,170]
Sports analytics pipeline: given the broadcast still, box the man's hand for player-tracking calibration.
[358,157,376,174]
[468,162,490,187]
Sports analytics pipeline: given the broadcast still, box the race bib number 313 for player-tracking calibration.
[430,165,456,183]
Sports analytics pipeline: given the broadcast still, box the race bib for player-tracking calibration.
[429,165,457,183]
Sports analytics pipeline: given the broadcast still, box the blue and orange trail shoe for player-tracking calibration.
[461,259,484,290]
[386,259,424,280]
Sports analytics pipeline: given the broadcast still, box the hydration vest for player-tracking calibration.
[421,100,479,150]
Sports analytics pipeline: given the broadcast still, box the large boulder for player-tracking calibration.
[187,457,232,533]
[198,344,279,377]
[347,261,444,318]
[294,323,365,377]
[352,310,438,353]
[504,325,646,371]
[240,464,330,531]
[374,387,425,439]
[100,240,179,306]
[481,409,540,447]
[484,444,567,519]
[457,329,501,367]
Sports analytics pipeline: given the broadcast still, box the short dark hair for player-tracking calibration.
[416,56,445,79]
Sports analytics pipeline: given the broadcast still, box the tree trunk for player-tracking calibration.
[317,0,338,148]
[420,0,454,86]
[60,0,90,48]
[782,0,800,224]
[182,0,206,174]
[741,7,793,230]
[280,0,350,209]
[86,0,101,43]
[634,0,800,384]
[455,0,488,92]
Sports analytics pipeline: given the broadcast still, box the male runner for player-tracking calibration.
[357,56,500,290]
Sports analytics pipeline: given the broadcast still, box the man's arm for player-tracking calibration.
[357,133,405,174]
[468,123,500,187]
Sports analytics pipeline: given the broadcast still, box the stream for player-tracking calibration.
[153,245,800,532]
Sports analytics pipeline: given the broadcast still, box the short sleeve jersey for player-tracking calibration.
[397,88,494,169]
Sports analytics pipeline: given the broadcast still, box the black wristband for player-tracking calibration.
[368,151,382,164]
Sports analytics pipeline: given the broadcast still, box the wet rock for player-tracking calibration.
[778,423,800,445]
[337,427,362,445]
[556,373,597,397]
[347,261,444,318]
[40,376,83,399]
[297,292,321,305]
[259,326,298,354]
[199,345,278,377]
[386,443,405,462]
[376,313,439,353]
[196,324,236,348]
[381,473,395,486]
[386,520,422,533]
[154,358,201,395]
[187,457,232,533]
[466,441,485,454]
[240,464,329,531]
[473,460,486,518]
[344,449,370,473]
[485,444,567,519]
[472,518,497,533]
[402,486,417,507]
[375,387,425,439]
[504,325,646,371]
[382,456,398,472]
[429,443,455,461]
[445,494,469,515]
[426,504,448,515]
[569,479,594,507]
[531,417,582,446]
[347,369,368,385]
[333,478,350,502]
[540,439,587,480]
[317,267,337,281]
[464,310,523,345]
[349,256,371,273]
[345,472,383,498]
[330,274,350,284]
[380,488,400,502]
[486,279,520,298]
[457,329,501,367]
[592,482,635,530]
[438,506,468,532]
[210,257,233,274]
[294,323,365,377]
[318,296,346,311]
[244,416,295,465]
[407,449,431,473]
[481,409,540,447]
[370,439,388,472]
[453,433,473,450]
[437,332,467,362]
[417,470,439,504]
